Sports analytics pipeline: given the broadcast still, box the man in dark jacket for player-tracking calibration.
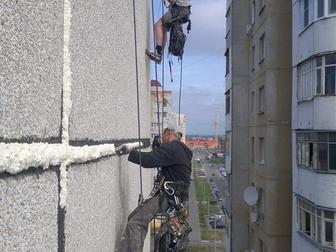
[118,127,193,252]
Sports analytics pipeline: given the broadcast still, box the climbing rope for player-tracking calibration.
[178,58,183,126]
[151,0,162,137]
[131,0,145,249]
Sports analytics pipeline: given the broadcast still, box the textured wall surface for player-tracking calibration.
[69,0,150,141]
[0,169,59,251]
[0,0,151,251]
[0,0,64,141]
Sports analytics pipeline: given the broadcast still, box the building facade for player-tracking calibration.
[225,0,292,251]
[0,1,153,251]
[150,80,187,141]
[292,0,336,251]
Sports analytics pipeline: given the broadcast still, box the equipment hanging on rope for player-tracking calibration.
[146,0,192,65]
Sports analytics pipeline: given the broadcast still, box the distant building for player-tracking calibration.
[225,0,292,251]
[185,139,218,149]
[150,80,187,141]
[292,1,336,251]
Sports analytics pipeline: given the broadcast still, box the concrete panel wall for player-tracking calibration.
[69,0,150,141]
[0,0,64,141]
[297,97,336,130]
[0,169,59,251]
[297,168,336,208]
[0,1,152,252]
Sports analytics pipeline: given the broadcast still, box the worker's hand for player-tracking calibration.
[116,142,143,156]
[151,135,161,149]
[116,145,131,156]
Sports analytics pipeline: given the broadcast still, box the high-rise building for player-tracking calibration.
[292,1,336,251]
[224,0,292,251]
[150,80,187,140]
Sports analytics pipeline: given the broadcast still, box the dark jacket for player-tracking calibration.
[128,140,193,183]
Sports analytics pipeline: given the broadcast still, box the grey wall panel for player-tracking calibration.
[69,0,151,142]
[0,0,63,141]
[0,169,59,251]
[65,157,152,252]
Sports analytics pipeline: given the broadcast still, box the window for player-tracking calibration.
[258,86,264,113]
[252,45,255,71]
[251,137,255,163]
[303,0,309,27]
[251,91,255,114]
[316,56,323,94]
[297,197,336,248]
[163,112,167,118]
[297,132,336,172]
[318,0,325,18]
[259,137,265,164]
[225,49,230,75]
[259,239,267,252]
[325,53,336,94]
[225,90,231,115]
[297,53,336,101]
[329,0,336,14]
[259,33,266,62]
[259,0,265,13]
[251,0,256,24]
[163,99,168,107]
[301,0,336,29]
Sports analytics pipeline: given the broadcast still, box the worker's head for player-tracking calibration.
[162,127,183,143]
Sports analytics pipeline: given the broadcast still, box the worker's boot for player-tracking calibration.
[145,49,162,64]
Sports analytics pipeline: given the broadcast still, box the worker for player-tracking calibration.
[117,127,193,252]
[146,0,192,64]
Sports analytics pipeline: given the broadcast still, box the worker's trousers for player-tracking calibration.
[118,193,168,252]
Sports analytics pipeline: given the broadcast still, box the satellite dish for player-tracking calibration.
[243,186,259,206]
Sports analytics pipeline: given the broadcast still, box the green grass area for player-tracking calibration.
[192,160,225,241]
[208,158,225,165]
[187,246,225,252]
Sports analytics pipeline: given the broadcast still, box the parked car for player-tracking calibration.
[209,200,217,205]
[215,191,221,197]
[210,220,225,229]
[220,171,227,177]
[208,214,224,222]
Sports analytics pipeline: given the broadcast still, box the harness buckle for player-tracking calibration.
[164,181,175,196]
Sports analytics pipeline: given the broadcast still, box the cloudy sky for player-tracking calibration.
[152,0,227,135]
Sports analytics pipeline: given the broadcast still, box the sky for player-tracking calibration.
[151,0,227,135]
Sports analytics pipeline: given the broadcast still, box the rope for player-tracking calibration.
[151,0,161,137]
[161,0,165,135]
[131,0,145,249]
[178,58,183,126]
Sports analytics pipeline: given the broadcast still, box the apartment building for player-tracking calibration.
[225,0,292,251]
[150,80,187,140]
[292,0,336,251]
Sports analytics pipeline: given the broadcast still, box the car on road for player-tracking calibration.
[209,220,225,229]
[209,200,217,205]
[208,214,224,222]
[215,191,221,197]
[220,170,227,177]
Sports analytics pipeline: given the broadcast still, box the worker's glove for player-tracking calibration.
[116,142,142,156]
[116,145,130,156]
[152,135,161,149]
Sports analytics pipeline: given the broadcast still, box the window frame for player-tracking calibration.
[259,137,265,165]
[225,90,231,115]
[297,197,336,249]
[296,132,336,172]
[259,33,266,63]
[329,0,336,14]
[225,48,230,76]
[258,86,265,114]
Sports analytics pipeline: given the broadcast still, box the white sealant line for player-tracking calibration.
[60,0,72,208]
